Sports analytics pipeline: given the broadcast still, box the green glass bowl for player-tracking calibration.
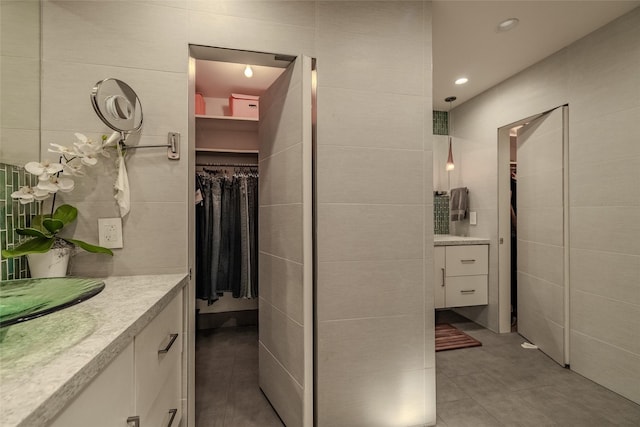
[0,277,105,328]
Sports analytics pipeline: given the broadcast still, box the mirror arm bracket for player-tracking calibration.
[120,132,180,160]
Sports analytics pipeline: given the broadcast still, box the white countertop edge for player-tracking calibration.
[434,235,490,246]
[2,273,188,427]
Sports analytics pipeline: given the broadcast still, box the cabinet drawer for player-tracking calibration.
[140,363,182,427]
[135,291,183,419]
[445,245,488,276]
[445,275,488,307]
[50,342,134,427]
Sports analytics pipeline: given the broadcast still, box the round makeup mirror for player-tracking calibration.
[91,78,143,133]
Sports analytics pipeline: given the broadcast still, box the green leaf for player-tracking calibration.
[53,204,78,225]
[62,238,114,256]
[16,228,51,238]
[43,218,65,234]
[1,237,55,258]
[30,215,51,232]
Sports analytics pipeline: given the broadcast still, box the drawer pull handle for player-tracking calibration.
[460,259,476,264]
[441,268,445,287]
[166,408,178,427]
[127,416,140,427]
[158,333,179,355]
[460,289,476,294]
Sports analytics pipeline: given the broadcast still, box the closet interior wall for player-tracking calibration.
[194,59,281,329]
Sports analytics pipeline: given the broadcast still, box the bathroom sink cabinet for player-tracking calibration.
[49,290,184,427]
[434,244,488,308]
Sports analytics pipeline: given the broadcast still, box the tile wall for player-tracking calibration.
[434,193,449,234]
[41,1,436,425]
[0,163,39,280]
[450,7,640,404]
[433,110,448,135]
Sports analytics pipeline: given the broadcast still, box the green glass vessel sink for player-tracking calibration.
[0,277,105,328]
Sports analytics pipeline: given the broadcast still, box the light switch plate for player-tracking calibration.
[98,218,123,249]
[470,211,477,225]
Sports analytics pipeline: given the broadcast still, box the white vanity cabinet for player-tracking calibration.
[49,290,183,427]
[434,244,488,308]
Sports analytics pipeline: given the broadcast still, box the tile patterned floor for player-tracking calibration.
[195,316,640,426]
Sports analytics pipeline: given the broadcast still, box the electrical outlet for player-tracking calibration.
[98,218,123,249]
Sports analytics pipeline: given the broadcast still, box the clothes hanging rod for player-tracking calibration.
[196,162,258,167]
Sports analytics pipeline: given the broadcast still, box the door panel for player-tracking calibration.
[258,55,313,427]
[517,106,566,365]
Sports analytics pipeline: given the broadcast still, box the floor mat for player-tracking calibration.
[435,323,482,351]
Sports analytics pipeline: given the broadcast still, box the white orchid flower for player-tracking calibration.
[61,161,86,176]
[37,178,60,193]
[80,155,99,166]
[11,187,35,204]
[55,177,75,192]
[33,187,51,200]
[48,143,75,156]
[24,160,64,179]
[74,132,88,143]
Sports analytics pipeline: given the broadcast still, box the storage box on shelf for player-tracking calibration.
[229,93,259,119]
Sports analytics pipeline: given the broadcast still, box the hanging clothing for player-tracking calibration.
[195,168,259,303]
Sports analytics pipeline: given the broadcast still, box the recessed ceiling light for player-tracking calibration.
[497,18,519,32]
[455,77,468,85]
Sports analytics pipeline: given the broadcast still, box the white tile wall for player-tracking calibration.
[316,1,434,424]
[450,6,640,403]
[39,1,436,424]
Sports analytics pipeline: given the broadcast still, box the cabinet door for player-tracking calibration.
[135,291,183,425]
[434,247,446,309]
[49,342,134,427]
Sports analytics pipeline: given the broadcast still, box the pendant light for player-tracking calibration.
[445,96,456,171]
[244,65,253,78]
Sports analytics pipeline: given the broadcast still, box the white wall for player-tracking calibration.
[41,1,435,425]
[450,7,640,404]
[316,2,435,425]
[0,0,40,166]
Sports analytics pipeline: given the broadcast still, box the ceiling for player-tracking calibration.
[194,2,640,110]
[433,0,640,110]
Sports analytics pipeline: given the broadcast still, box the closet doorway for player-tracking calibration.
[188,46,316,427]
[497,106,569,366]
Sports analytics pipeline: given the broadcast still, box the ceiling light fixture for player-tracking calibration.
[244,65,253,78]
[497,18,519,32]
[445,96,456,172]
[455,77,468,85]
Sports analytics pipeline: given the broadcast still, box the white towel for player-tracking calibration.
[115,142,130,217]
[450,187,468,221]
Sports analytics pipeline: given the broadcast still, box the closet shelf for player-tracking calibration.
[196,147,259,154]
[196,114,258,122]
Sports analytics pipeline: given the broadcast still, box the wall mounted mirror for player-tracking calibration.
[91,78,143,134]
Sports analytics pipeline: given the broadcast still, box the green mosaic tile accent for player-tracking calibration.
[433,110,449,136]
[1,163,40,280]
[434,193,450,235]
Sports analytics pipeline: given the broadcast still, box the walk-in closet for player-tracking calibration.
[189,46,315,426]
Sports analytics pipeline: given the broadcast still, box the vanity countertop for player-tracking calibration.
[434,234,490,246]
[0,273,189,427]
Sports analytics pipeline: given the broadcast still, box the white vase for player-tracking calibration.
[27,248,72,278]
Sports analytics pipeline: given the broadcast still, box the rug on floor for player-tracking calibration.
[435,323,482,351]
